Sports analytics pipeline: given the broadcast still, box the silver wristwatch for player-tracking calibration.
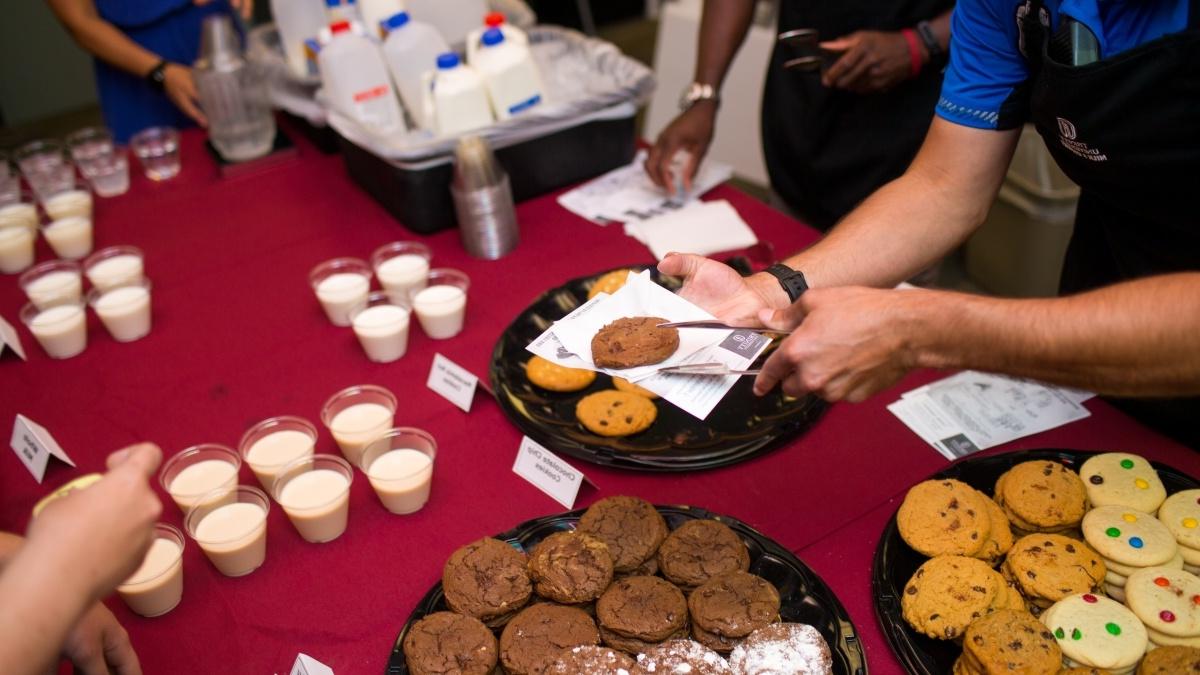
[678,82,719,111]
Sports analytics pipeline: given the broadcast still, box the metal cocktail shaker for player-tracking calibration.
[451,136,519,259]
[194,15,276,162]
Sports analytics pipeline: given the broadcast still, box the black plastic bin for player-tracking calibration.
[336,112,637,235]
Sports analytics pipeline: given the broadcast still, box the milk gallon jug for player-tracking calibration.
[424,53,493,136]
[473,28,544,120]
[381,11,448,129]
[271,0,328,77]
[319,20,405,134]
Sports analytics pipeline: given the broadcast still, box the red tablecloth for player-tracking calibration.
[1,127,1195,675]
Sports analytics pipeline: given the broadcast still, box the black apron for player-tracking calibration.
[762,0,953,231]
[1019,0,1200,448]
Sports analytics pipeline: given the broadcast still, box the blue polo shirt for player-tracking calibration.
[936,0,1189,129]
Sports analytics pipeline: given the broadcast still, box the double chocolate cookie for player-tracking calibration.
[443,537,532,625]
[528,531,614,604]
[402,611,498,675]
[657,519,751,589]
[687,571,781,652]
[499,603,600,675]
[578,496,669,573]
[591,316,679,369]
[596,575,688,653]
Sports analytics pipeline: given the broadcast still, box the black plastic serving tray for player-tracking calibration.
[386,505,868,674]
[338,113,636,234]
[871,448,1200,675]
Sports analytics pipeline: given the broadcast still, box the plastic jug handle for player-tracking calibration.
[421,69,437,132]
[467,30,480,65]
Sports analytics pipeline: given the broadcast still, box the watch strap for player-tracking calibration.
[915,21,943,59]
[679,82,718,112]
[146,60,169,92]
[764,263,808,303]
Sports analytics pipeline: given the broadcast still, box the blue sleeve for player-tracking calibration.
[936,0,1031,130]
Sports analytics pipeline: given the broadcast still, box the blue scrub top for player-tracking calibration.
[93,0,232,141]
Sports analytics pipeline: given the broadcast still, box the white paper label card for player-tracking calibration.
[289,654,334,675]
[11,415,76,483]
[0,315,26,361]
[512,436,588,509]
[426,353,479,413]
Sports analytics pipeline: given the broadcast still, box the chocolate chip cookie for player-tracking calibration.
[402,611,498,675]
[901,555,1003,640]
[527,531,614,604]
[657,520,751,589]
[590,316,679,369]
[1137,645,1200,674]
[897,479,991,558]
[597,575,689,645]
[526,356,596,392]
[1002,534,1106,611]
[995,461,1088,533]
[957,609,1061,675]
[443,537,532,624]
[578,496,669,573]
[972,490,1015,565]
[634,640,732,675]
[546,645,636,674]
[688,572,780,640]
[728,623,833,675]
[499,603,600,675]
[576,390,657,437]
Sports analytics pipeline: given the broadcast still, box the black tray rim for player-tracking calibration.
[870,448,1200,675]
[487,265,828,472]
[386,504,868,675]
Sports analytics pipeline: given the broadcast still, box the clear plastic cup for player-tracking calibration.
[130,126,181,181]
[0,170,20,207]
[19,259,83,309]
[30,164,80,206]
[15,139,66,177]
[309,257,372,326]
[0,202,37,230]
[40,181,93,221]
[371,241,431,305]
[116,523,185,617]
[408,268,470,340]
[87,278,153,343]
[158,444,242,513]
[238,416,318,493]
[66,126,115,165]
[0,221,37,275]
[41,215,93,260]
[80,147,130,198]
[361,428,436,514]
[350,291,411,363]
[185,485,269,577]
[83,245,145,291]
[320,384,397,467]
[273,454,353,543]
[19,298,86,359]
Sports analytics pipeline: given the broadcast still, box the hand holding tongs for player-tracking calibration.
[656,320,793,336]
[656,362,762,376]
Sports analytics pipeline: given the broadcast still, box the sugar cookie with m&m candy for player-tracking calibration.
[1082,506,1178,569]
[1040,593,1147,674]
[1158,489,1200,574]
[1124,567,1200,645]
[1079,453,1167,514]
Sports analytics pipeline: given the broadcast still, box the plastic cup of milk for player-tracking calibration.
[371,241,431,305]
[320,384,397,467]
[0,202,39,230]
[238,416,318,493]
[309,257,372,326]
[116,523,185,617]
[185,485,270,577]
[88,278,152,343]
[20,298,87,359]
[41,216,93,260]
[409,268,470,339]
[19,260,83,309]
[84,245,145,291]
[361,427,436,514]
[41,185,93,222]
[350,291,411,363]
[273,454,354,543]
[158,444,242,513]
[0,223,36,275]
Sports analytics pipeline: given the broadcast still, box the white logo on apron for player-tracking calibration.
[1056,117,1108,162]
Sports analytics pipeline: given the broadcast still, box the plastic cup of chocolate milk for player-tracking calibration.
[273,454,353,543]
[117,523,185,617]
[185,485,270,577]
[360,427,436,514]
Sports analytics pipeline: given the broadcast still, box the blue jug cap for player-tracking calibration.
[481,28,505,46]
[436,52,460,69]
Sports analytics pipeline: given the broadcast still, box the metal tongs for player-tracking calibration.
[656,362,762,376]
[656,320,793,336]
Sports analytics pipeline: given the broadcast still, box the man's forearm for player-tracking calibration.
[47,0,161,78]
[694,0,757,87]
[910,273,1200,396]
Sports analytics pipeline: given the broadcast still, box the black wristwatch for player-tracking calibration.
[764,263,808,303]
[915,21,944,60]
[145,60,169,92]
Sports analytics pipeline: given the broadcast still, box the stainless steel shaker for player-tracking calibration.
[194,15,276,162]
[451,136,519,259]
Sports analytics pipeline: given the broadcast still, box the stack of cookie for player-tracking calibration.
[901,556,1015,640]
[1136,645,1200,673]
[1082,505,1181,602]
[441,537,533,626]
[1001,533,1106,613]
[1158,489,1200,575]
[1123,567,1200,651]
[951,608,1062,675]
[994,460,1089,536]
[1041,593,1149,674]
[896,478,1013,563]
[687,572,781,653]
[1080,453,1168,515]
[596,576,690,653]
[402,611,500,675]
